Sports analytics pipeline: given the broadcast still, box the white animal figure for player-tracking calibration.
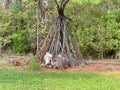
[43,52,53,66]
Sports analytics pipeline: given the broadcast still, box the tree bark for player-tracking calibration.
[39,30,54,62]
[5,0,12,9]
[39,0,85,69]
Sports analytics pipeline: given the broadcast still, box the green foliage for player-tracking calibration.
[0,0,36,54]
[28,56,40,70]
[66,0,120,59]
[117,51,120,60]
[72,0,100,4]
[105,10,120,51]
[0,10,13,51]
[10,3,22,12]
[0,0,120,59]
[12,33,31,54]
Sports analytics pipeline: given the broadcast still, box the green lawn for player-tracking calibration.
[0,68,120,90]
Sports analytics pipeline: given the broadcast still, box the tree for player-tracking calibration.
[39,0,86,69]
[65,0,120,59]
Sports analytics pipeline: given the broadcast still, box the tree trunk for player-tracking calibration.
[39,0,85,69]
[5,0,11,9]
[39,30,54,62]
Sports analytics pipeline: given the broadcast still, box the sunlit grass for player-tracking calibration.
[0,68,120,90]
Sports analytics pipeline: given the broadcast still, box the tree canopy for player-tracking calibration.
[0,0,120,59]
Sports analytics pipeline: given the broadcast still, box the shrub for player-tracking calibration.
[12,33,31,54]
[28,57,40,70]
[117,52,120,60]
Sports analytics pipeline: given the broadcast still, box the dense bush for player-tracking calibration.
[0,1,36,54]
[12,33,31,54]
[66,1,120,59]
[28,56,40,70]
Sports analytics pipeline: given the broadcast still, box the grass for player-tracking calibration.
[0,68,120,90]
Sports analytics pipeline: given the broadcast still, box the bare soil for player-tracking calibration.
[41,59,120,73]
[0,55,120,73]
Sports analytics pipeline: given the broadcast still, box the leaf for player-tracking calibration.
[72,0,100,4]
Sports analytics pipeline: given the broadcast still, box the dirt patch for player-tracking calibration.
[65,64,120,73]
[1,55,120,73]
[41,64,120,73]
[93,59,120,62]
[0,55,30,66]
[41,59,120,73]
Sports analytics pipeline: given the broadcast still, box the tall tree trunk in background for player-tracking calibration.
[0,38,2,54]
[0,0,5,9]
[106,0,110,11]
[36,0,40,59]
[5,0,11,9]
[36,7,39,60]
[36,0,46,59]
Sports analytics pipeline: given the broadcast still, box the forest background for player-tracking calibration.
[0,0,120,60]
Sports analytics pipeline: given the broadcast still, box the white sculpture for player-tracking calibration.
[43,52,53,66]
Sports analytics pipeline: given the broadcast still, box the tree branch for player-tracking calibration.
[61,0,64,8]
[62,0,70,10]
[54,0,59,9]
